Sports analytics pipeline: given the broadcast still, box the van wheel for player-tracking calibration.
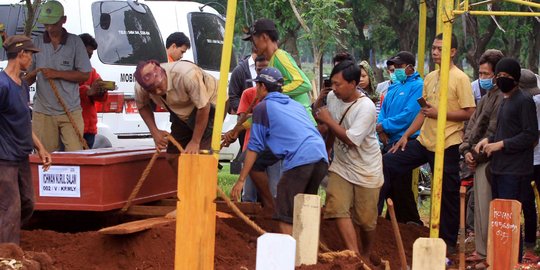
[93,134,112,149]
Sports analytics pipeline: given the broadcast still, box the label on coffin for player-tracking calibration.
[39,166,81,197]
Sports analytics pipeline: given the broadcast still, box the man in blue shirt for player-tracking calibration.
[376,51,424,225]
[231,67,328,234]
[1,35,51,244]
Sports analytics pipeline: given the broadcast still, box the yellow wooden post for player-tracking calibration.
[429,0,454,239]
[211,0,238,158]
[174,0,237,268]
[453,10,540,17]
[417,0,427,78]
[436,0,444,35]
[175,154,218,269]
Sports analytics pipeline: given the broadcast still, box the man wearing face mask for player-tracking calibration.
[459,49,504,264]
[376,51,424,224]
[475,58,538,264]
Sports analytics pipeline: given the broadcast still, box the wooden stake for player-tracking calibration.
[459,186,466,270]
[386,198,408,270]
[486,199,521,270]
[175,154,217,270]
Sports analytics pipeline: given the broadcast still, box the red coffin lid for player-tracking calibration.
[29,146,164,166]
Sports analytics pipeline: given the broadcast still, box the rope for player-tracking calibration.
[42,70,89,150]
[121,132,369,266]
[216,187,266,235]
[121,148,161,212]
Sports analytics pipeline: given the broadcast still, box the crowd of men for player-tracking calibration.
[218,19,540,265]
[3,3,540,265]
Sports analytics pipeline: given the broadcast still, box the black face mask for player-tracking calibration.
[496,77,517,93]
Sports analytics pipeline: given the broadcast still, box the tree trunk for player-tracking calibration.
[312,48,322,99]
[24,0,41,37]
[527,18,540,73]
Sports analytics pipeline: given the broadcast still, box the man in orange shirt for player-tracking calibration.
[166,32,190,62]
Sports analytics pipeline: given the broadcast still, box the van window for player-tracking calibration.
[188,12,236,71]
[0,5,44,61]
[91,1,166,65]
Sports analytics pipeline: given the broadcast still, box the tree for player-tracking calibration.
[23,0,42,36]
[288,0,351,94]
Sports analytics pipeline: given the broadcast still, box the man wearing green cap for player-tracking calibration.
[25,0,92,152]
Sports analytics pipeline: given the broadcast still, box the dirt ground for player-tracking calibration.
[0,211,431,270]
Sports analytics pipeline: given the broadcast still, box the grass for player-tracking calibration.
[218,163,237,196]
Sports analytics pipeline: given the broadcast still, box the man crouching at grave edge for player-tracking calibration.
[315,61,383,258]
[231,67,328,234]
[133,59,218,174]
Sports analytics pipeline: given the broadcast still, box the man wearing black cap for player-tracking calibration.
[376,51,424,225]
[476,58,538,200]
[475,58,538,263]
[383,33,476,251]
[243,18,314,124]
[1,35,51,244]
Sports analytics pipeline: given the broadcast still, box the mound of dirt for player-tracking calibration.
[17,215,428,269]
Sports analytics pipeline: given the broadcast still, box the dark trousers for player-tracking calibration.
[378,144,421,224]
[491,173,529,261]
[83,133,95,149]
[0,158,34,244]
[383,140,460,247]
[519,177,537,246]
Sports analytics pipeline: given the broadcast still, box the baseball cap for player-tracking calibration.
[519,69,540,95]
[3,35,40,54]
[248,67,283,85]
[386,51,416,66]
[241,19,277,41]
[37,1,64,25]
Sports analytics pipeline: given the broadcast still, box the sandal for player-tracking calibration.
[466,251,485,262]
[523,250,540,263]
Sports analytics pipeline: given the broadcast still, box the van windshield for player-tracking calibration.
[189,12,236,71]
[91,1,166,65]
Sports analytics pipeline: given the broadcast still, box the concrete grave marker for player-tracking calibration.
[412,238,446,270]
[487,199,521,270]
[292,194,321,266]
[256,233,296,270]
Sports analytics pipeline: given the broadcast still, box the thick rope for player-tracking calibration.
[42,71,89,150]
[216,187,266,235]
[125,133,367,264]
[164,134,266,234]
[121,148,161,212]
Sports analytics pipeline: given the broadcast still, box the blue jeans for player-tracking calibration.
[242,160,282,202]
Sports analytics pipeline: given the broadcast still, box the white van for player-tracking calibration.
[0,0,239,160]
[144,0,240,161]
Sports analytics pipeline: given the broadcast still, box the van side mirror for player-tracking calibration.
[99,13,111,30]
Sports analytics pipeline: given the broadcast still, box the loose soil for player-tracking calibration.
[0,212,431,270]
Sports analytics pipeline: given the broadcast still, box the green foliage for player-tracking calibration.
[296,0,351,51]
